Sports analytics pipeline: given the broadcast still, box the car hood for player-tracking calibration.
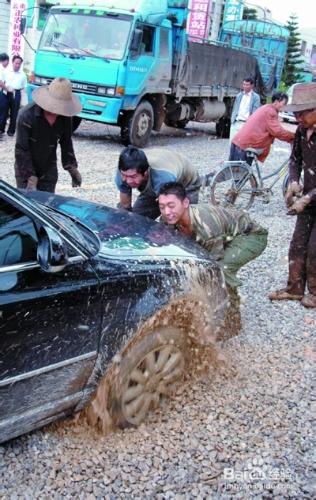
[27,191,212,262]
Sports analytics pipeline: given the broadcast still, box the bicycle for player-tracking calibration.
[203,148,291,210]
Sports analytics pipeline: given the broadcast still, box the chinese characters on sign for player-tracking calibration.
[8,0,28,57]
[187,0,211,41]
[223,0,244,24]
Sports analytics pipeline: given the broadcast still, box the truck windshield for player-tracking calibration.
[39,13,131,60]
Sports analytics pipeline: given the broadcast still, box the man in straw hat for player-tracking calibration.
[14,77,82,192]
[269,82,316,308]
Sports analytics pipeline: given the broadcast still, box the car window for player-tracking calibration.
[0,199,38,266]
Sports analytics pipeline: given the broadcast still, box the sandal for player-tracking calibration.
[269,288,303,301]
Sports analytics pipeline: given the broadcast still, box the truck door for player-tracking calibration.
[158,27,172,92]
[125,24,171,96]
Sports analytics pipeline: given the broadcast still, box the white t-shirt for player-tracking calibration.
[236,91,252,121]
[3,68,27,90]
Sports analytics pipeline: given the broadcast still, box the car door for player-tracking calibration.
[0,195,101,442]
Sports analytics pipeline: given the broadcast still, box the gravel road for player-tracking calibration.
[0,121,314,498]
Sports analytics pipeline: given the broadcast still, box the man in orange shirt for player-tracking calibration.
[229,92,294,164]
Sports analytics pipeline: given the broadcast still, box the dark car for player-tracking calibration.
[0,180,230,443]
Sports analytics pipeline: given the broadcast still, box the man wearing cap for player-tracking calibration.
[116,145,201,219]
[14,77,82,192]
[269,83,316,308]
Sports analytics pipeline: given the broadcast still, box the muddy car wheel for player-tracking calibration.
[109,327,187,427]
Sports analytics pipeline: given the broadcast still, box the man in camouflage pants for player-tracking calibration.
[158,182,268,332]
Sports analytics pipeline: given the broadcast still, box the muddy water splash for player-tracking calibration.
[84,258,237,433]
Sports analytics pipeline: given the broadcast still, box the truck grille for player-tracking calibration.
[35,77,99,96]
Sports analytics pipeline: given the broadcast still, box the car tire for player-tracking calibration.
[108,327,187,428]
[120,100,154,147]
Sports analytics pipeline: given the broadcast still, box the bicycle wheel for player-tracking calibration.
[210,164,258,210]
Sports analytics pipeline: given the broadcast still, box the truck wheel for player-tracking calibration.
[108,327,187,428]
[72,117,82,133]
[216,116,231,139]
[121,101,154,147]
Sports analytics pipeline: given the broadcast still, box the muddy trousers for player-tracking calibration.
[219,227,268,338]
[221,227,268,289]
[287,210,316,296]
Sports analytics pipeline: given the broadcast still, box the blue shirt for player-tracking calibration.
[115,148,200,197]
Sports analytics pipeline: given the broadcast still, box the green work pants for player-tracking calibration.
[221,227,268,288]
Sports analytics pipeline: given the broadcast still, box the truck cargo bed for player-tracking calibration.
[174,41,264,98]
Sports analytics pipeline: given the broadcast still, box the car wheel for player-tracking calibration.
[108,327,187,427]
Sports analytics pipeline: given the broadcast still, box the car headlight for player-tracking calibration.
[97,87,106,95]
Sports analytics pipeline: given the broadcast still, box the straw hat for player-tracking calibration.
[32,77,82,116]
[285,82,316,112]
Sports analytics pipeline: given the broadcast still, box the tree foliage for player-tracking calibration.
[282,14,304,86]
[242,7,258,20]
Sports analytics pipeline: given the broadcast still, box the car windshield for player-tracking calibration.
[44,206,100,256]
[39,12,131,60]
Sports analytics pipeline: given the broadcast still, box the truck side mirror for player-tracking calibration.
[130,28,143,55]
[20,17,27,35]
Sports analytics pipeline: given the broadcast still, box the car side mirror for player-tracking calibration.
[20,17,27,35]
[130,28,143,56]
[37,226,69,273]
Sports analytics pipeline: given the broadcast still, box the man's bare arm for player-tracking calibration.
[119,192,132,210]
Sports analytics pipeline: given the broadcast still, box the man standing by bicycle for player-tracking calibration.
[158,182,268,329]
[269,83,316,308]
[229,92,294,164]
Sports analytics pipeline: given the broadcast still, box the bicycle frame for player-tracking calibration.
[249,156,289,192]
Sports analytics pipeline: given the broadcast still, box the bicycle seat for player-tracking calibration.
[245,148,263,157]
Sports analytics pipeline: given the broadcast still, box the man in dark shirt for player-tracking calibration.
[269,83,316,308]
[115,145,201,219]
[15,77,82,192]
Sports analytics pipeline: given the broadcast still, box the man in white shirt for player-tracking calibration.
[0,53,9,138]
[0,55,27,137]
[230,77,261,140]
